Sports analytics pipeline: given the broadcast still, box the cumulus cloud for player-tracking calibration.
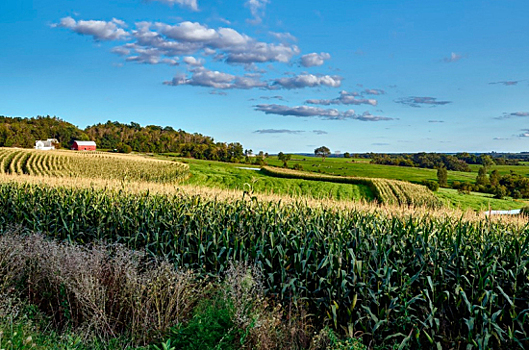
[493,137,509,140]
[443,52,463,63]
[272,74,343,89]
[254,104,393,121]
[306,90,377,106]
[225,42,300,64]
[495,111,529,119]
[313,130,328,135]
[253,129,304,134]
[164,67,267,89]
[59,18,300,66]
[53,17,129,41]
[125,45,179,65]
[489,80,523,86]
[149,0,198,11]
[395,96,451,108]
[245,0,270,24]
[183,56,204,66]
[300,52,331,67]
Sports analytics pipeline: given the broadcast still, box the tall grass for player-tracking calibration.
[0,181,528,348]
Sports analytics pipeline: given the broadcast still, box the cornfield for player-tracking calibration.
[261,166,442,208]
[0,148,189,182]
[0,181,528,349]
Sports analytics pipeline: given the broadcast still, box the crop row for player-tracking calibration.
[0,148,189,183]
[0,181,527,349]
[261,166,442,208]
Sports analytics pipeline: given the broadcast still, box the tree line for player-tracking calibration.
[0,116,245,162]
[370,152,518,171]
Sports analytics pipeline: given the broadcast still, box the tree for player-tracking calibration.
[480,155,495,168]
[475,166,489,186]
[343,152,351,158]
[278,152,291,167]
[314,146,331,162]
[490,169,500,187]
[437,166,448,187]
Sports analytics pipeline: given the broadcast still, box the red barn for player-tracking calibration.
[72,140,96,151]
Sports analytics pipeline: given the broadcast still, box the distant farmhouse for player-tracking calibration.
[72,140,96,151]
[34,139,58,150]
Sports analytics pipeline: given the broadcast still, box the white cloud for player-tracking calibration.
[183,56,204,66]
[225,42,300,64]
[245,0,270,24]
[155,21,217,42]
[255,104,393,121]
[363,88,385,95]
[272,74,342,89]
[255,104,349,119]
[164,67,267,89]
[300,52,331,67]
[269,32,297,43]
[53,17,128,41]
[149,0,198,11]
[306,90,377,106]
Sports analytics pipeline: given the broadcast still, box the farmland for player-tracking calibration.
[0,147,189,182]
[1,148,529,349]
[265,154,477,185]
[1,180,528,349]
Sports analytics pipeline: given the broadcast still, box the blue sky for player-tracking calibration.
[1,0,528,154]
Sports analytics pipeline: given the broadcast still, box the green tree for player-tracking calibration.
[314,146,331,162]
[437,166,448,187]
[343,152,351,158]
[475,166,489,186]
[278,152,291,167]
[490,169,500,187]
[480,155,496,168]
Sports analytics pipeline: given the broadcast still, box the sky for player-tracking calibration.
[1,0,528,154]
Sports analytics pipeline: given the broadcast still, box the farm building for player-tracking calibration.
[35,139,58,150]
[72,140,96,151]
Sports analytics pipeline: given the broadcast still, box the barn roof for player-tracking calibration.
[74,140,96,146]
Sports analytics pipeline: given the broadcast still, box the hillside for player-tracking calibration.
[0,116,245,161]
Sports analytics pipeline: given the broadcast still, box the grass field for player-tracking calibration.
[164,157,375,201]
[469,163,529,176]
[265,154,477,184]
[153,156,527,211]
[436,187,529,211]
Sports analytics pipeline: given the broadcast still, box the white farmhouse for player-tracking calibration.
[35,139,58,150]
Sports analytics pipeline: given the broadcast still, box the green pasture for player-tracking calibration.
[468,163,529,176]
[171,157,375,201]
[436,188,529,211]
[265,155,476,184]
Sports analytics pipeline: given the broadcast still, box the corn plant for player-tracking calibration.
[0,182,527,348]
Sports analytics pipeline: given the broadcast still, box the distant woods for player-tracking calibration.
[0,116,245,162]
[371,152,518,171]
